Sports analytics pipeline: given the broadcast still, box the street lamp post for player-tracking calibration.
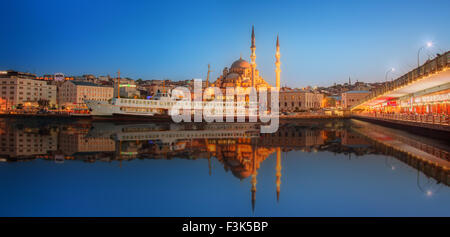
[417,42,433,68]
[385,68,395,82]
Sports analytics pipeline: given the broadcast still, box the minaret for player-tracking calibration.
[275,35,281,91]
[275,147,282,202]
[206,64,211,88]
[250,26,256,88]
[117,69,121,98]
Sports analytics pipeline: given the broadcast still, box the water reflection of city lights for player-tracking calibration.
[1,119,449,212]
[417,171,444,198]
[385,157,398,171]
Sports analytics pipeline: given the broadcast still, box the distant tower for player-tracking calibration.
[250,26,256,88]
[54,73,65,82]
[275,35,281,91]
[348,77,351,85]
[117,69,121,98]
[275,147,282,202]
[206,64,211,88]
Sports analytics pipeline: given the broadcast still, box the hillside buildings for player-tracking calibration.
[113,78,140,98]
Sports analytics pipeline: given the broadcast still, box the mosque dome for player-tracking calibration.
[226,72,240,79]
[232,168,252,180]
[231,58,251,69]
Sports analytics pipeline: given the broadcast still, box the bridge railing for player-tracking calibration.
[355,113,450,126]
[352,51,450,110]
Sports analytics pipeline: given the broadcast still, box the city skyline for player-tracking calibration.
[1,0,450,222]
[1,0,450,88]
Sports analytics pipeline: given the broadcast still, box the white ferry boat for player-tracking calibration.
[85,92,261,121]
[85,92,172,117]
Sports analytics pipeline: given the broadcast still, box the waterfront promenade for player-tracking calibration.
[0,111,90,119]
[353,113,450,132]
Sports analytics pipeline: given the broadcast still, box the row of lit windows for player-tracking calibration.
[282,94,322,100]
[61,92,111,97]
[281,102,320,107]
[1,79,49,86]
[0,96,55,101]
[3,91,53,96]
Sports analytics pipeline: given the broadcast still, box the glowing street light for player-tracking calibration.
[417,42,433,68]
[385,68,395,82]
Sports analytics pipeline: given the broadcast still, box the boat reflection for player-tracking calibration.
[0,118,449,213]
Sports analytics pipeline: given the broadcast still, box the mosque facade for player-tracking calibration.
[212,57,271,89]
[211,26,280,91]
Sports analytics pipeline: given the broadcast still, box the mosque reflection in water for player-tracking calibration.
[0,118,449,213]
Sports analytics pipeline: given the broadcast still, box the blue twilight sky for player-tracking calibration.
[1,0,450,88]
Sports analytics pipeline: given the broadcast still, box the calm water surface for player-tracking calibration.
[0,118,449,217]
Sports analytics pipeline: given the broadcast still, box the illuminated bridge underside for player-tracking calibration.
[351,52,450,131]
[352,51,450,111]
[363,70,450,107]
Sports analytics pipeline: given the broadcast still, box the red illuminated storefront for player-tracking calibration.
[397,89,450,115]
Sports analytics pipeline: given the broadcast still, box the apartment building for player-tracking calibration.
[58,81,114,108]
[0,70,57,110]
[278,89,324,112]
[341,90,370,109]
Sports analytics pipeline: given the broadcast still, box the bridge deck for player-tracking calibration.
[352,51,450,111]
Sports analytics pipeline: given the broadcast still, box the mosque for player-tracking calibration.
[209,26,281,91]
